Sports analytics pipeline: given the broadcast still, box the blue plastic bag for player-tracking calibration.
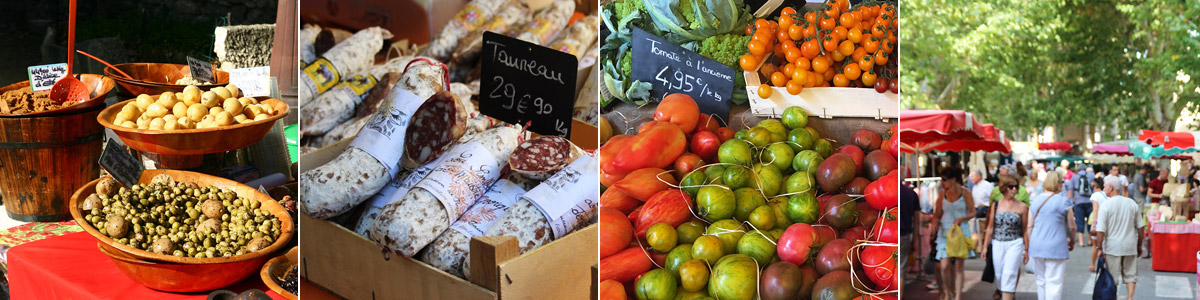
[1094,256,1117,300]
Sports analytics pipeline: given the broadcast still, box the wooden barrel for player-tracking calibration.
[0,105,104,221]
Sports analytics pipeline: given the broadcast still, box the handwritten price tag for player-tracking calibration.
[27,63,68,92]
[631,28,734,123]
[228,66,271,97]
[479,32,577,137]
[187,56,215,83]
[98,139,144,188]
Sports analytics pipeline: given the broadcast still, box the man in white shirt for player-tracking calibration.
[970,169,993,218]
[1095,176,1145,300]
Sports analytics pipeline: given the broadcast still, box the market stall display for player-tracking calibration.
[597,94,900,299]
[298,0,600,298]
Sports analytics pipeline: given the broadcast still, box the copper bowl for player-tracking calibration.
[70,169,295,265]
[104,63,229,96]
[97,242,270,292]
[0,74,115,117]
[260,246,299,300]
[96,96,288,155]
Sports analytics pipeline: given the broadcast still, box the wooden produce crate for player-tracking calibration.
[299,138,598,300]
[744,70,899,120]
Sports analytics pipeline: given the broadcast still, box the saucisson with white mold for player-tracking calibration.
[300,27,391,104]
[401,88,470,169]
[301,56,421,136]
[451,4,532,66]
[509,136,583,180]
[464,155,599,276]
[418,179,525,277]
[514,1,575,46]
[299,60,449,219]
[299,24,321,65]
[547,15,599,60]
[421,0,516,61]
[369,126,523,256]
[353,153,450,238]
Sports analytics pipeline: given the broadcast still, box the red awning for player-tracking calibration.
[1037,142,1072,151]
[1138,130,1200,150]
[902,123,1011,153]
[899,110,986,152]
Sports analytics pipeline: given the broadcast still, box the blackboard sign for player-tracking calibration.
[98,138,143,188]
[187,56,215,83]
[631,28,734,124]
[479,32,577,137]
[26,63,68,92]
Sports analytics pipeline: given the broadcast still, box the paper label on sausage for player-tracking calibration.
[337,74,378,101]
[525,17,557,44]
[366,154,447,209]
[523,156,599,238]
[451,4,489,33]
[350,88,425,177]
[414,142,503,221]
[449,180,524,237]
[301,58,342,96]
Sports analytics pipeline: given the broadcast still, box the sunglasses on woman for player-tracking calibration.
[1002,185,1018,190]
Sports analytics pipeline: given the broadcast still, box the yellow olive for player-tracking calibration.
[172,102,188,118]
[120,120,136,128]
[225,84,240,99]
[149,118,166,130]
[156,92,178,108]
[253,114,269,121]
[214,111,234,126]
[187,104,208,122]
[144,103,168,118]
[176,118,195,129]
[135,94,154,110]
[222,98,244,115]
[234,114,249,124]
[211,87,232,100]
[238,97,258,106]
[136,115,151,128]
[244,105,263,119]
[163,120,179,130]
[163,114,178,124]
[121,102,142,115]
[209,106,225,116]
[200,91,220,108]
[259,104,276,116]
[115,110,135,125]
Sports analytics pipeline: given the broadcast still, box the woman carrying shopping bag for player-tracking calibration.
[930,167,976,300]
[981,174,1030,300]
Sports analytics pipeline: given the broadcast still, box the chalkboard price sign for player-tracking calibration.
[187,56,215,83]
[631,28,734,124]
[479,32,577,137]
[98,139,144,188]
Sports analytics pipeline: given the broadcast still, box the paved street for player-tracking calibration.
[903,249,1198,299]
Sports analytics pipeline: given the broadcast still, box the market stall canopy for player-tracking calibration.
[1092,140,1192,160]
[903,123,1011,153]
[1131,130,1200,159]
[1037,142,1072,151]
[898,110,985,152]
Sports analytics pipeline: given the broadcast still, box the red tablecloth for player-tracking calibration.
[1150,222,1200,273]
[8,231,284,299]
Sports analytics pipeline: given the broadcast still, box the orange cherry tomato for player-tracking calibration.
[824,5,840,19]
[780,16,795,31]
[843,63,861,80]
[857,54,874,72]
[839,13,856,28]
[847,27,863,43]
[818,17,837,30]
[805,71,820,87]
[872,24,887,38]
[833,74,849,87]
[739,55,759,71]
[748,40,769,56]
[861,69,877,86]
[773,42,786,59]
[836,0,851,13]
[786,80,803,95]
[823,37,839,52]
[823,67,836,81]
[757,84,772,98]
[852,47,868,63]
[805,11,817,24]
[838,40,855,56]
[874,50,889,65]
[755,19,771,30]
[863,38,880,53]
[800,40,821,59]
[752,30,771,44]
[745,24,754,36]
[785,47,802,63]
[781,63,795,78]
[795,57,811,71]
[791,67,808,84]
[811,56,830,73]
[771,72,788,87]
[777,30,792,44]
[880,40,894,54]
[788,25,804,40]
[832,26,848,41]
[831,50,846,62]
[802,24,817,39]
[782,7,798,18]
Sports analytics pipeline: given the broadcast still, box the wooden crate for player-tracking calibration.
[299,136,598,300]
[744,70,899,120]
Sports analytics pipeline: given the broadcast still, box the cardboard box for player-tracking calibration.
[299,138,598,300]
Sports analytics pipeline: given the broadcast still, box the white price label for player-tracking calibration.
[27,63,68,92]
[228,66,271,97]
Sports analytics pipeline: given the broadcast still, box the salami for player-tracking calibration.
[314,115,370,148]
[421,0,515,61]
[418,179,525,277]
[508,136,583,180]
[450,4,531,66]
[513,1,575,46]
[402,90,470,169]
[547,15,599,60]
[299,24,321,65]
[353,153,448,238]
[301,56,429,136]
[300,27,391,104]
[463,156,598,276]
[369,126,524,256]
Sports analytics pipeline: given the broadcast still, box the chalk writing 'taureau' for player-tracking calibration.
[486,41,564,85]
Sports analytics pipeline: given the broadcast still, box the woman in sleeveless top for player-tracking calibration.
[931,167,975,300]
[981,175,1029,300]
[1026,170,1076,300]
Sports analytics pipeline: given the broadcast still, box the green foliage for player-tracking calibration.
[901,0,1200,138]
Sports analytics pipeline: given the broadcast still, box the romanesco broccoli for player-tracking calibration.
[697,34,750,70]
[612,0,644,20]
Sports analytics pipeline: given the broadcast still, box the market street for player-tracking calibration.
[903,249,1198,299]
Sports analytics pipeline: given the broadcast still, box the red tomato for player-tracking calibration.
[599,280,628,300]
[840,226,868,241]
[696,113,720,132]
[599,208,634,258]
[633,189,694,235]
[860,244,900,290]
[714,127,736,142]
[673,153,704,178]
[865,174,899,210]
[653,94,700,133]
[777,223,817,265]
[689,130,722,163]
[871,217,899,244]
[613,168,677,201]
[600,187,641,214]
[599,247,653,283]
[610,122,687,174]
[599,135,635,178]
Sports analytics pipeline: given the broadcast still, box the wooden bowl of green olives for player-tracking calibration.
[70,169,294,291]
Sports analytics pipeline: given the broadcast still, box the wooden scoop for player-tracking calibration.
[49,0,88,104]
